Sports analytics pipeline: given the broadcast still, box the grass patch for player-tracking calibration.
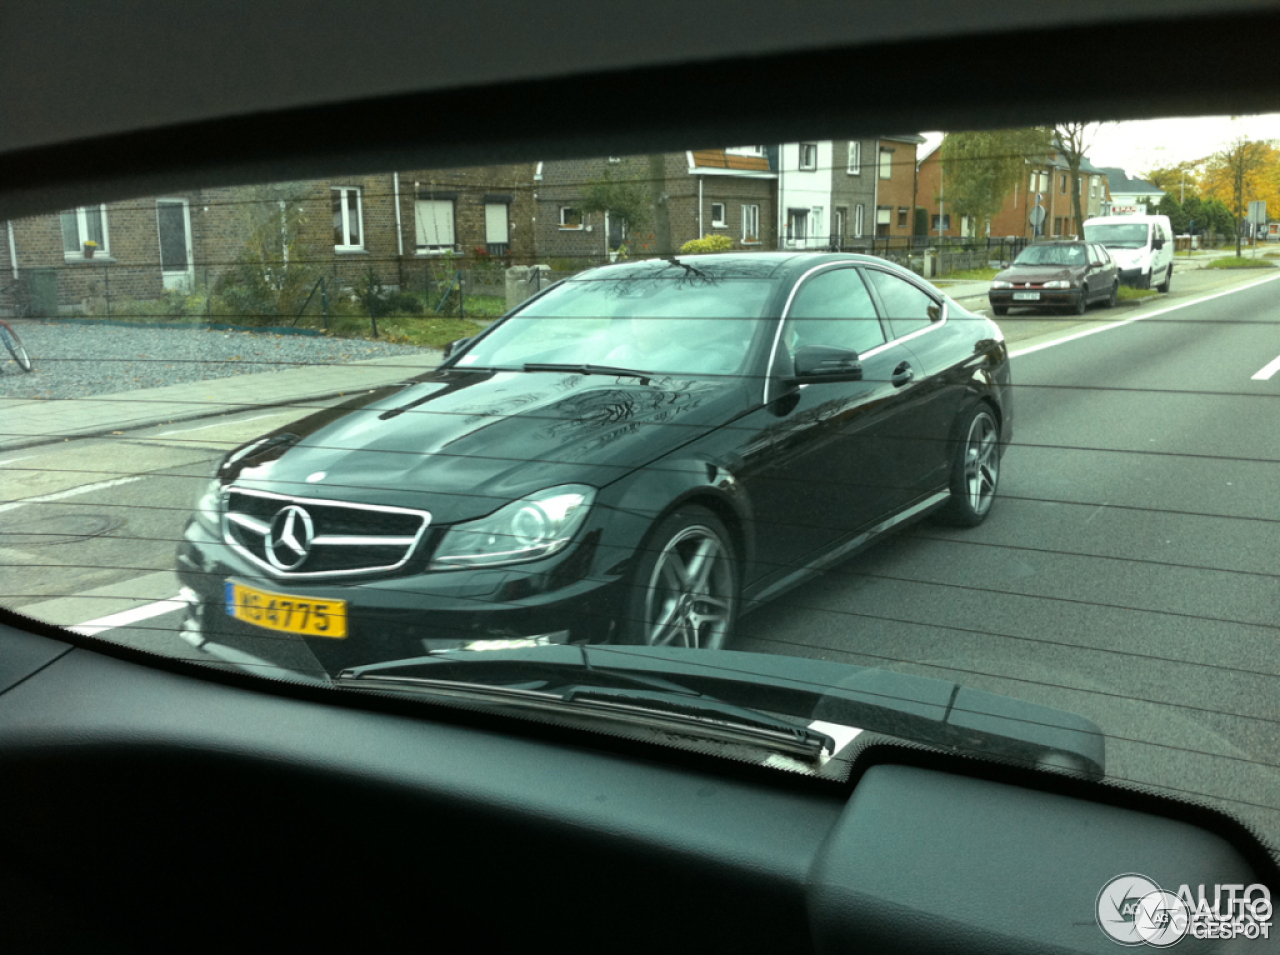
[1117,287,1158,302]
[939,267,999,282]
[1205,256,1277,269]
[321,314,485,349]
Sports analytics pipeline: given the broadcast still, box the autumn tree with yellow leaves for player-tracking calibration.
[1199,138,1280,256]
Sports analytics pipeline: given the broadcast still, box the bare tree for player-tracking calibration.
[1054,122,1101,236]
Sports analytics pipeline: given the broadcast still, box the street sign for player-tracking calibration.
[1249,200,1267,225]
[1029,206,1046,227]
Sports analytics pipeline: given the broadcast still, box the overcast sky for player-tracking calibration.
[921,113,1280,178]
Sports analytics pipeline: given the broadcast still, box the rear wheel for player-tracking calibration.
[618,505,738,649]
[0,323,33,372]
[933,403,1001,528]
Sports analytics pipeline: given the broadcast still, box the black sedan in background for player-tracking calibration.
[988,241,1119,316]
[177,253,1013,679]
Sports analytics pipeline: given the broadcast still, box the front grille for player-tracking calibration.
[223,487,431,578]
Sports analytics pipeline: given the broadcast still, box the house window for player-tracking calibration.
[60,205,108,257]
[711,202,726,228]
[847,142,861,174]
[726,146,765,157]
[835,207,846,241]
[876,205,892,236]
[1091,177,1099,198]
[332,187,363,250]
[1053,216,1064,236]
[879,148,893,179]
[854,204,864,237]
[931,214,951,232]
[558,207,584,230]
[897,207,908,228]
[484,202,510,255]
[741,204,760,243]
[799,143,818,171]
[1060,174,1068,194]
[811,208,823,244]
[415,198,456,253]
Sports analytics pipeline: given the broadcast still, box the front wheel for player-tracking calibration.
[618,505,738,649]
[0,323,33,372]
[1104,281,1118,308]
[1156,266,1171,293]
[933,404,1001,528]
[992,305,1008,316]
[1071,290,1087,316]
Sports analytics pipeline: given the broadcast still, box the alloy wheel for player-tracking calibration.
[963,412,999,516]
[644,525,734,649]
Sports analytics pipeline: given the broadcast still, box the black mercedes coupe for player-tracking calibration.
[177,253,1013,679]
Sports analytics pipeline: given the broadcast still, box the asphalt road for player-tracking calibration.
[4,268,1280,847]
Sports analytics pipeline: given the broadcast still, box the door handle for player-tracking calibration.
[891,362,914,387]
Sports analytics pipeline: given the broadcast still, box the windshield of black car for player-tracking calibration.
[454,274,775,377]
[1083,223,1150,248]
[1012,245,1087,267]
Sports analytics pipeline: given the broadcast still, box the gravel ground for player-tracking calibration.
[0,321,427,400]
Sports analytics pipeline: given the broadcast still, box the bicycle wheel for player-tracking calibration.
[0,323,34,373]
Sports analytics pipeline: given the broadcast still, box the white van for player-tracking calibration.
[1083,214,1175,291]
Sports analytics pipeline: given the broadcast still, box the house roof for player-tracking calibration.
[880,133,926,145]
[689,148,773,172]
[1098,166,1165,196]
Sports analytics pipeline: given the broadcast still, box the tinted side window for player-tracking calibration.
[865,269,940,338]
[784,267,886,356]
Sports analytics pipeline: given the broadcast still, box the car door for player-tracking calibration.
[733,265,915,585]
[861,266,963,500]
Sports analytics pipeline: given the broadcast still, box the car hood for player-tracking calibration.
[994,265,1083,285]
[222,368,750,523]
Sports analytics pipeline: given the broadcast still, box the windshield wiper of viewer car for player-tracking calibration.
[335,646,1106,776]
[522,362,654,384]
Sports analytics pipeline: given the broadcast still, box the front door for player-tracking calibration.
[156,199,193,291]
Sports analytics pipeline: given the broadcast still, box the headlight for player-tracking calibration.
[195,479,223,528]
[1043,280,1072,289]
[430,485,596,570]
[990,281,1012,289]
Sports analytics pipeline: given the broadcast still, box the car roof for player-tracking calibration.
[568,252,902,283]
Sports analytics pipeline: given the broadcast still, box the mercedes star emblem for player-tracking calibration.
[265,504,315,571]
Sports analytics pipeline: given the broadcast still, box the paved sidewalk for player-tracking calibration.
[0,350,441,452]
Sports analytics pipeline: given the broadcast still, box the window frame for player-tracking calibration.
[414,197,457,254]
[60,204,110,259]
[853,203,864,237]
[331,185,365,251]
[558,206,585,230]
[847,141,861,175]
[741,203,761,244]
[862,264,947,342]
[798,143,818,171]
[878,147,893,180]
[710,202,727,228]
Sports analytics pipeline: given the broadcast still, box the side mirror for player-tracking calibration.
[1152,237,1165,250]
[784,345,863,385]
[443,337,473,361]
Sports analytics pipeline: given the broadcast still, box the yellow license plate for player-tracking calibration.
[225,581,347,638]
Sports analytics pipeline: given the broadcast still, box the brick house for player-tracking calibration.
[831,140,879,247]
[916,139,1110,240]
[872,134,927,237]
[1,165,537,316]
[535,149,777,263]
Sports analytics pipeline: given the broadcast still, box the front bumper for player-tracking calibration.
[1117,267,1149,288]
[176,518,624,677]
[989,288,1082,309]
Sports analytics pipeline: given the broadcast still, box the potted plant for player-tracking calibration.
[83,240,98,259]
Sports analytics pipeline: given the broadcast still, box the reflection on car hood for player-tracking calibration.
[222,368,747,523]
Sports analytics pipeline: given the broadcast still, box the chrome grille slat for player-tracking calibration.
[221,487,432,579]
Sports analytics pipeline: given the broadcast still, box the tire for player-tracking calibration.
[1072,290,1087,316]
[933,403,1001,528]
[1104,281,1118,308]
[617,504,738,649]
[1156,266,1171,293]
[0,324,33,373]
[992,305,1008,316]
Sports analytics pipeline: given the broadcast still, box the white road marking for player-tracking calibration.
[154,411,284,437]
[0,475,144,514]
[1251,354,1280,381]
[1008,271,1280,359]
[0,454,35,468]
[70,594,189,636]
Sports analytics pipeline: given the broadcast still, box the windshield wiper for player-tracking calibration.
[522,362,653,384]
[335,663,833,759]
[334,646,1106,776]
